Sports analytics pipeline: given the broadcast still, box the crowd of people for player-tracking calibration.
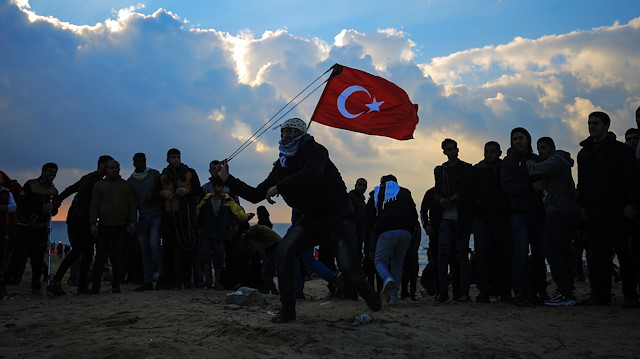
[0,109,639,323]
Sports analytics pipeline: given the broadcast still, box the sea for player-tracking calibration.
[50,221,456,270]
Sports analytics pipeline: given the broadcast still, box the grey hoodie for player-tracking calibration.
[526,150,578,214]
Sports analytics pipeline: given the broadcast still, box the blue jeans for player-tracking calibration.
[137,215,164,285]
[294,248,335,294]
[510,213,546,297]
[374,229,412,299]
[438,219,471,299]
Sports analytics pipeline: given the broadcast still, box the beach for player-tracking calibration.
[1,255,639,359]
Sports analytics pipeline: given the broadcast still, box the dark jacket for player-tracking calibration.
[527,150,578,215]
[501,149,545,215]
[366,182,418,237]
[419,187,442,235]
[349,189,367,242]
[577,132,640,218]
[434,160,473,232]
[197,195,235,242]
[56,171,103,221]
[17,178,59,228]
[463,159,510,220]
[226,135,351,221]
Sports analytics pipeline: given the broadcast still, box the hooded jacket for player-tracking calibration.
[577,132,640,218]
[225,135,352,221]
[501,128,545,215]
[527,150,578,215]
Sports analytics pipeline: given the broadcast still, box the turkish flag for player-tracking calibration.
[310,64,419,140]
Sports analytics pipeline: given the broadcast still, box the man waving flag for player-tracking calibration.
[310,64,419,140]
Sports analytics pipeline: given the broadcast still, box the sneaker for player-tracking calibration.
[380,277,396,303]
[389,295,398,305]
[621,298,640,308]
[489,296,499,303]
[475,294,490,303]
[271,306,296,323]
[135,283,154,292]
[111,287,121,294]
[544,293,576,306]
[212,283,224,290]
[88,287,100,295]
[364,293,382,312]
[580,296,607,306]
[77,285,90,294]
[435,294,448,303]
[513,294,528,307]
[47,281,65,296]
[454,294,471,303]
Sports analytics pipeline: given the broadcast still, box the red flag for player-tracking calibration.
[310,64,419,140]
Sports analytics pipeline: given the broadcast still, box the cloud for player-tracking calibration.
[1,0,639,221]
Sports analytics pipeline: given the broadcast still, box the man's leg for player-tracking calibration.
[388,230,412,303]
[149,215,165,286]
[333,218,380,312]
[510,213,530,301]
[437,219,453,301]
[544,213,577,298]
[137,217,154,287]
[273,218,315,322]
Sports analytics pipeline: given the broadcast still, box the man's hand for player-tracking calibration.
[176,187,189,197]
[43,202,54,214]
[266,185,279,204]
[218,159,230,182]
[624,204,638,220]
[533,179,548,191]
[127,222,136,235]
[439,198,451,209]
[160,190,173,199]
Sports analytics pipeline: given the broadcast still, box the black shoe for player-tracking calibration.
[621,299,640,308]
[135,283,154,292]
[475,294,490,303]
[47,281,65,296]
[454,294,471,303]
[513,295,528,307]
[88,287,100,295]
[580,296,607,306]
[365,294,382,312]
[32,287,42,295]
[271,306,296,323]
[77,286,89,294]
[111,287,121,294]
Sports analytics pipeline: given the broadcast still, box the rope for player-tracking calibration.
[226,66,334,161]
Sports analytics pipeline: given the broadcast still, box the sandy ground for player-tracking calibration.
[1,257,639,359]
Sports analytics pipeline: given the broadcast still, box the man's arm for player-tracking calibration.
[527,152,570,176]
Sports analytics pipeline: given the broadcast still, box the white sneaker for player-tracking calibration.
[381,278,396,303]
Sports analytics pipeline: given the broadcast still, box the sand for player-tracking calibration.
[1,257,639,359]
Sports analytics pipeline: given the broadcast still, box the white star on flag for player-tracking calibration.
[366,98,384,113]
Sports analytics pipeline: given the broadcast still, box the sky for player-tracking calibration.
[1,0,639,222]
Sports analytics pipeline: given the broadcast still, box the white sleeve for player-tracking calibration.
[7,192,16,213]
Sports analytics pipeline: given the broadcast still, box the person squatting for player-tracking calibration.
[0,109,639,324]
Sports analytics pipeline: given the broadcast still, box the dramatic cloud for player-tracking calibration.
[1,0,639,221]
